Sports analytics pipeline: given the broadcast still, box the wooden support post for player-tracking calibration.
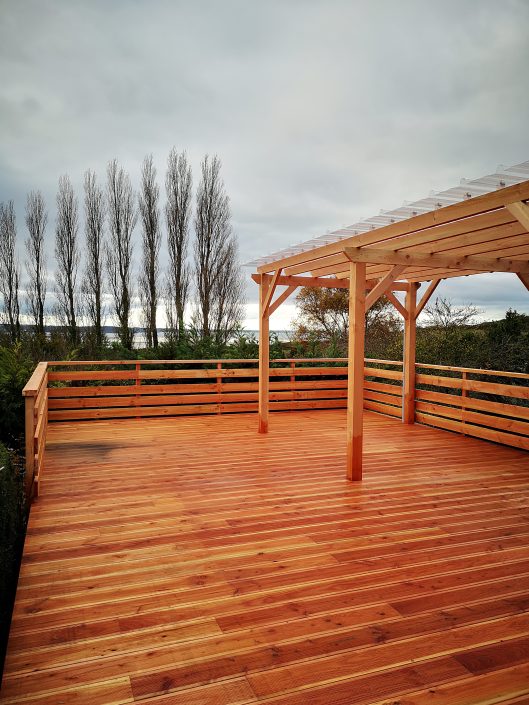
[346,261,366,481]
[403,283,418,424]
[258,274,271,433]
[24,395,36,502]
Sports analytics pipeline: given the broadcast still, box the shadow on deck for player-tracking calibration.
[2,409,529,704]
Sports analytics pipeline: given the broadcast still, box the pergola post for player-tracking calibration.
[403,283,418,424]
[346,261,366,481]
[258,273,271,433]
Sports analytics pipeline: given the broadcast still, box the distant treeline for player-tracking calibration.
[291,287,529,374]
[0,151,245,353]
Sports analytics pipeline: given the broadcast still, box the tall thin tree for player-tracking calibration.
[55,175,80,343]
[25,191,48,336]
[165,148,191,338]
[138,155,161,348]
[106,159,136,349]
[83,170,105,348]
[193,155,243,345]
[0,201,21,341]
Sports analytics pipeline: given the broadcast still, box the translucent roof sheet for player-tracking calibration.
[245,160,529,269]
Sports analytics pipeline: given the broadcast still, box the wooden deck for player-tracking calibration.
[2,409,529,705]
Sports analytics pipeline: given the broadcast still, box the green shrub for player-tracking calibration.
[0,443,26,676]
[0,344,34,445]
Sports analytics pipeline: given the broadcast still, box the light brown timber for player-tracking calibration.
[258,274,271,433]
[507,200,529,232]
[346,261,366,481]
[365,265,407,311]
[415,278,442,318]
[2,409,529,704]
[343,246,529,275]
[403,283,418,424]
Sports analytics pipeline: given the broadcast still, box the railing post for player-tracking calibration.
[461,371,467,435]
[290,361,296,410]
[135,362,141,420]
[217,362,222,414]
[24,394,36,502]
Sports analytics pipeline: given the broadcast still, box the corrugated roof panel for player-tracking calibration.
[245,160,529,268]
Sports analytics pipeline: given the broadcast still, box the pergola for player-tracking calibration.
[249,162,529,481]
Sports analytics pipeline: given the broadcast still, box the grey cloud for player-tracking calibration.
[0,0,528,322]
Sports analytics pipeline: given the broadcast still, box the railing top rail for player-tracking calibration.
[22,362,48,397]
[364,359,404,367]
[46,358,348,366]
[32,358,525,382]
[415,362,529,381]
[46,357,403,367]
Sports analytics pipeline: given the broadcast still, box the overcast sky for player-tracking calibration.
[1,0,528,330]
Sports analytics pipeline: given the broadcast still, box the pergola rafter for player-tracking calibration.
[250,162,529,481]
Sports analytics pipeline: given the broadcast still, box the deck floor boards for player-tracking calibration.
[2,409,529,704]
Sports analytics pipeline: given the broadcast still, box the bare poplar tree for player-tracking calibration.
[106,159,136,349]
[165,148,191,338]
[55,175,80,343]
[25,191,48,336]
[424,298,481,328]
[0,201,21,341]
[138,155,161,348]
[193,155,244,344]
[83,170,105,347]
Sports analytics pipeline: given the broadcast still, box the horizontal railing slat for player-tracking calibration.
[28,356,528,464]
[416,411,529,451]
[416,388,529,420]
[416,373,529,399]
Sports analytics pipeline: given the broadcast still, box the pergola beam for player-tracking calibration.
[285,253,345,276]
[344,246,529,274]
[252,273,350,289]
[506,201,529,232]
[310,222,529,280]
[250,273,410,290]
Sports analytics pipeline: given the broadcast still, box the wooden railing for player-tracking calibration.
[45,358,400,421]
[23,357,528,499]
[363,359,403,418]
[415,364,529,451]
[22,361,48,499]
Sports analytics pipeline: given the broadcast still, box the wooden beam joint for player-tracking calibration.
[365,265,407,311]
[416,278,442,319]
[506,201,529,232]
